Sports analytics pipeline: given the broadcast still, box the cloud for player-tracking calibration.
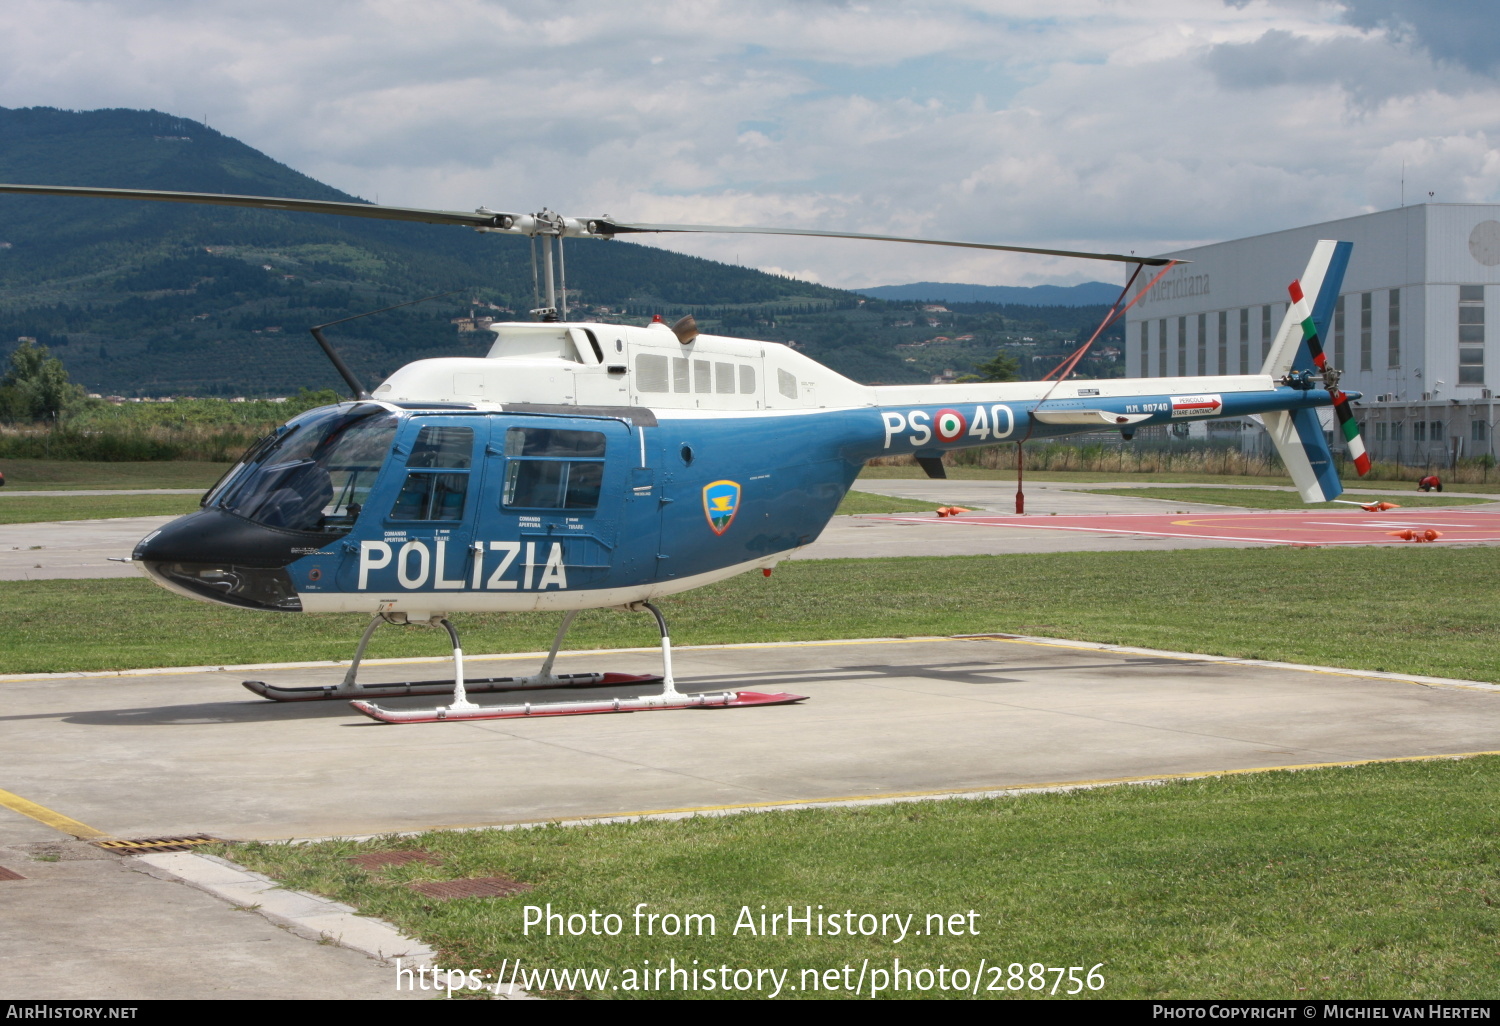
[1339,0,1500,76]
[0,0,1497,289]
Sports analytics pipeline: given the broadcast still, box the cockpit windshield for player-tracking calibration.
[210,403,398,534]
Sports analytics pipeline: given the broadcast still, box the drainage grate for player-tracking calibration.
[346,849,441,873]
[94,835,222,855]
[0,866,23,881]
[408,876,532,901]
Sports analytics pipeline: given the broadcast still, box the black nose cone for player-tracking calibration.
[135,508,312,612]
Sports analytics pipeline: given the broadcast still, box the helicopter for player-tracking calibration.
[0,183,1366,724]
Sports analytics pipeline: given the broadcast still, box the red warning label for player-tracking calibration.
[1170,394,1223,418]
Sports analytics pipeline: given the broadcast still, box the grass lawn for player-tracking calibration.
[1097,488,1489,511]
[834,490,946,515]
[0,458,228,491]
[226,755,1500,1000]
[5,546,1499,681]
[0,494,202,524]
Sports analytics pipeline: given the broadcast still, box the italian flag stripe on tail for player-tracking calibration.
[1290,277,1369,476]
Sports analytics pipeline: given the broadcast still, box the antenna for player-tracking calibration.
[308,289,463,399]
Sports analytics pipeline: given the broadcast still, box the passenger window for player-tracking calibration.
[693,360,712,393]
[390,473,469,521]
[715,362,736,394]
[738,365,756,394]
[406,426,472,468]
[502,427,607,510]
[672,357,691,393]
[390,425,473,521]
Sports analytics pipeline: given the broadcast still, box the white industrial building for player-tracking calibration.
[1123,204,1500,465]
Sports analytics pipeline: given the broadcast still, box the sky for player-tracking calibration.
[2,0,1498,289]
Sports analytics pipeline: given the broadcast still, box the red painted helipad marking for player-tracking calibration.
[874,509,1500,547]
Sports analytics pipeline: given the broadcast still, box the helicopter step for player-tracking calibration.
[347,602,806,724]
[242,671,662,703]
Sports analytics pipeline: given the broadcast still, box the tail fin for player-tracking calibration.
[1261,240,1353,503]
[1263,407,1343,502]
[1262,240,1350,378]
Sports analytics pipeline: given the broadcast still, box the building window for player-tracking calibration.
[1158,319,1167,377]
[1261,305,1273,362]
[1391,422,1404,442]
[1217,311,1227,374]
[1431,420,1444,441]
[1239,308,1250,373]
[1473,420,1489,443]
[1140,322,1149,376]
[1375,422,1387,441]
[1196,313,1206,374]
[1414,421,1427,442]
[1360,292,1372,372]
[1333,297,1345,369]
[1460,285,1484,385]
[1387,289,1401,368]
[1177,316,1187,376]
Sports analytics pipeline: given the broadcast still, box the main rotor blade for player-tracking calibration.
[589,219,1177,266]
[0,183,511,229]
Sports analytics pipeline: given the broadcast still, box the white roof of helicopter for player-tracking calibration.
[370,318,1272,415]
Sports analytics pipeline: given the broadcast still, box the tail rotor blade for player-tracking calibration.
[1289,278,1370,477]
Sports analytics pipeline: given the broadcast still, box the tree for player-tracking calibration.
[957,349,1021,383]
[0,340,86,422]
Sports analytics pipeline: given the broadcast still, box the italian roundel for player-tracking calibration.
[933,408,967,443]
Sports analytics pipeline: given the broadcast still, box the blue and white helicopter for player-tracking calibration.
[0,184,1366,723]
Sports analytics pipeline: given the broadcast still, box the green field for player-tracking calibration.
[1095,487,1488,511]
[5,547,1499,681]
[0,458,228,491]
[834,490,946,515]
[0,494,202,524]
[227,755,1500,1000]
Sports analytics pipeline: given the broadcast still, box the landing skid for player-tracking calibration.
[346,602,806,724]
[352,689,801,723]
[244,609,661,702]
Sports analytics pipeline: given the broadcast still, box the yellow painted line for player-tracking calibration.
[0,787,109,839]
[276,748,1500,843]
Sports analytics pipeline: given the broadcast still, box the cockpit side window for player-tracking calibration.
[389,425,474,521]
[502,426,606,510]
[215,404,397,534]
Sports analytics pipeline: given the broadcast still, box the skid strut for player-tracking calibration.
[351,602,806,724]
[243,609,661,702]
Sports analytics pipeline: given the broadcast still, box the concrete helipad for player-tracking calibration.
[3,636,1497,843]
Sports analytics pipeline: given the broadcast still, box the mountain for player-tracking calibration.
[0,107,1121,394]
[853,281,1122,306]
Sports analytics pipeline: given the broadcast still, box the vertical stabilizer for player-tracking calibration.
[1261,240,1354,502]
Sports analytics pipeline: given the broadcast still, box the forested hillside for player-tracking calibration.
[0,107,1120,395]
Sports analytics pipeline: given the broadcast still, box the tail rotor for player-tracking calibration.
[1288,278,1370,478]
